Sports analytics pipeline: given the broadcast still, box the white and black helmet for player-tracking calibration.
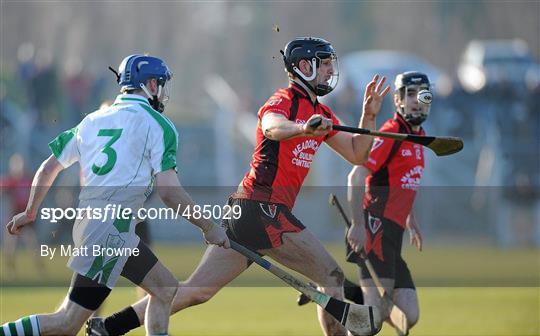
[394,71,431,126]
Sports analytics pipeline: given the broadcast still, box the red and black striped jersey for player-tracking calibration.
[363,113,425,227]
[237,82,340,209]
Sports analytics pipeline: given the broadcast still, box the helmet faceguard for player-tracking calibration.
[139,76,172,113]
[113,54,173,112]
[394,71,431,126]
[282,37,339,97]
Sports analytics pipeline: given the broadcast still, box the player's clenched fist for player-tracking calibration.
[303,114,333,137]
[6,211,35,235]
[203,223,230,248]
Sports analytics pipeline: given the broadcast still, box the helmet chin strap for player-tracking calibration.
[293,58,317,81]
[293,58,319,96]
[292,58,335,97]
[398,105,427,126]
[140,83,165,112]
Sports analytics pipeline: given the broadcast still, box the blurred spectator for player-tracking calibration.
[0,81,37,161]
[17,42,37,86]
[63,57,95,123]
[0,83,17,158]
[29,48,61,124]
[1,154,46,278]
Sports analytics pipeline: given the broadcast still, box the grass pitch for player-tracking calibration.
[1,244,538,335]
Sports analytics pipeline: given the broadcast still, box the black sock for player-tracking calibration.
[344,278,364,304]
[104,306,141,335]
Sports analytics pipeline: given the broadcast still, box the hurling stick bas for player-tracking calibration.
[229,240,382,336]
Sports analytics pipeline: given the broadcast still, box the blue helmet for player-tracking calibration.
[116,54,172,91]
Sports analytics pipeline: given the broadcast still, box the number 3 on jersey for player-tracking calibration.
[92,128,123,176]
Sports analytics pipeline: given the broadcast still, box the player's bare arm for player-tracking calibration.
[6,155,64,235]
[155,169,230,248]
[326,74,390,165]
[346,165,370,251]
[261,112,332,141]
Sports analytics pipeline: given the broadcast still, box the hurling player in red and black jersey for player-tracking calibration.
[86,37,390,336]
[347,71,431,333]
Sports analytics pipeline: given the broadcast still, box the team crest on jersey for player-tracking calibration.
[106,234,125,249]
[371,138,384,152]
[368,214,382,234]
[259,203,278,218]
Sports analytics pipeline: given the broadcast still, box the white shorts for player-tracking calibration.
[67,201,140,288]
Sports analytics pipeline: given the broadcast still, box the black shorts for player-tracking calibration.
[223,198,305,250]
[347,211,415,289]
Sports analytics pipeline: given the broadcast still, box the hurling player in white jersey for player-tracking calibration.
[2,54,229,336]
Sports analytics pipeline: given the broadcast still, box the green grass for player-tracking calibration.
[1,244,539,335]
[1,287,538,335]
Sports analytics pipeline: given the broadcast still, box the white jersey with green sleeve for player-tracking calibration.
[46,94,178,288]
[48,94,178,206]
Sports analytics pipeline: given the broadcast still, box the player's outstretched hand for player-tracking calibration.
[6,212,35,235]
[362,74,391,120]
[203,224,231,248]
